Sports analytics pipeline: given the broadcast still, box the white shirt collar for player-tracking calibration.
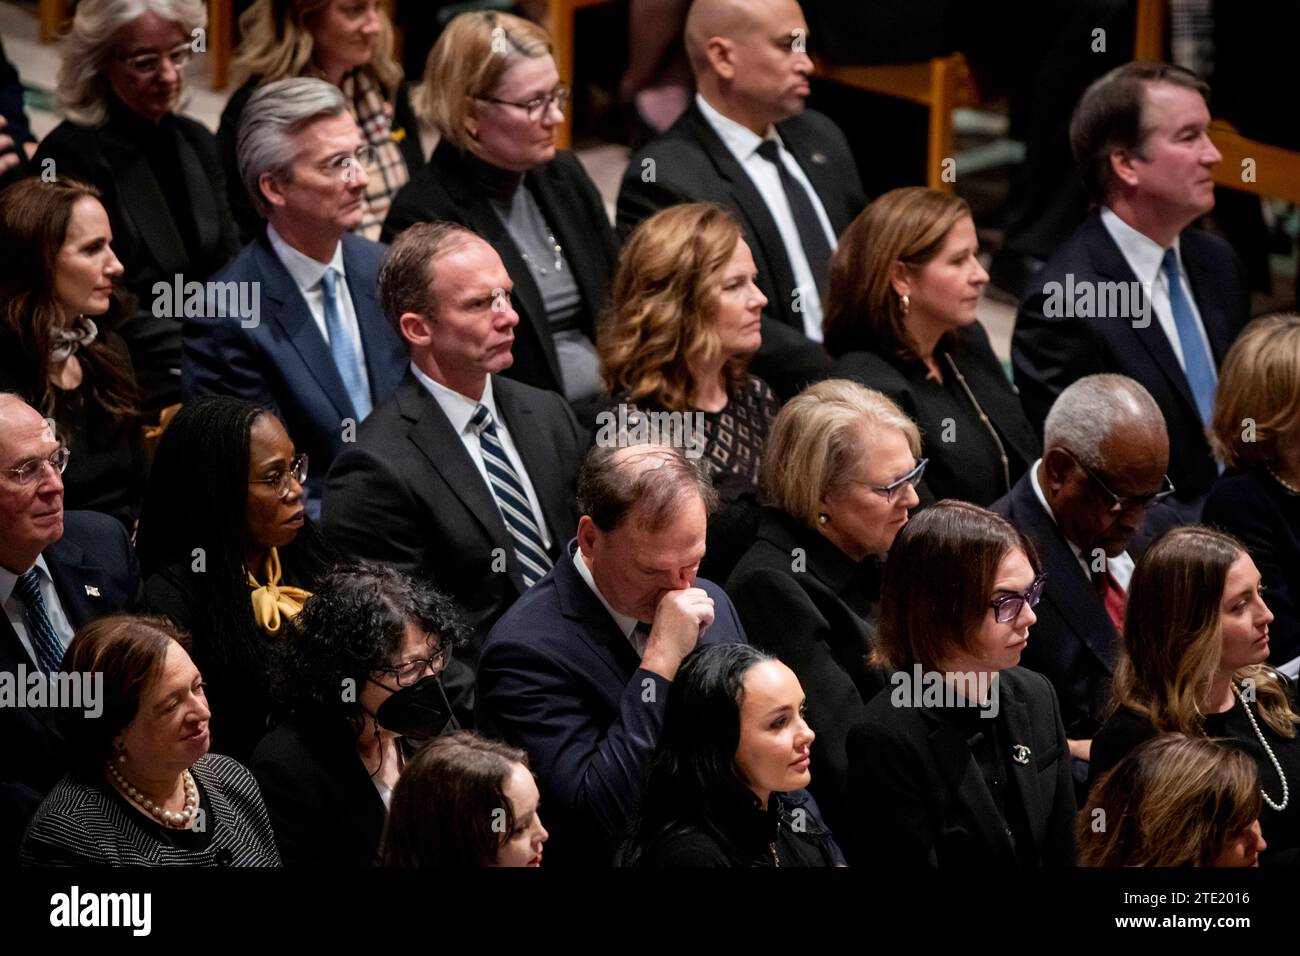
[408,362,496,436]
[1099,206,1183,286]
[695,93,782,162]
[267,223,346,292]
[0,554,51,606]
[572,547,639,640]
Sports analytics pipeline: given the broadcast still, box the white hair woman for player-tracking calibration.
[34,0,241,414]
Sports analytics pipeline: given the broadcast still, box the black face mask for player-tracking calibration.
[370,675,454,742]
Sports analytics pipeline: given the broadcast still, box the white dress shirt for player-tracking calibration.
[1099,207,1216,377]
[1,556,77,667]
[695,93,835,341]
[267,224,373,399]
[1029,458,1134,589]
[572,548,647,657]
[409,363,552,549]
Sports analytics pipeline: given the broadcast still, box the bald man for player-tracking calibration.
[617,0,864,399]
[990,375,1182,783]
[0,394,143,857]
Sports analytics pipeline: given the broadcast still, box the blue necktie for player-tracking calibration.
[14,569,66,673]
[1161,249,1217,425]
[321,267,372,421]
[470,404,553,587]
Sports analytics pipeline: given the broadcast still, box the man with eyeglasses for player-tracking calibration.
[0,394,143,859]
[990,375,1182,793]
[183,78,407,520]
[617,0,865,400]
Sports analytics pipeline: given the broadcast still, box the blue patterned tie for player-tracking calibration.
[321,267,372,420]
[470,405,552,587]
[14,569,66,673]
[1161,249,1217,426]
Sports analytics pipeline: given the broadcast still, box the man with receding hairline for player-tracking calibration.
[478,440,747,866]
[618,0,864,400]
[991,375,1182,793]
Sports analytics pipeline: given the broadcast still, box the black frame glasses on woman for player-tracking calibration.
[475,84,571,122]
[1063,449,1176,513]
[248,453,308,500]
[989,572,1047,624]
[371,642,453,688]
[1,446,70,485]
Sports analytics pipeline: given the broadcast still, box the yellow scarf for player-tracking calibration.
[247,548,311,634]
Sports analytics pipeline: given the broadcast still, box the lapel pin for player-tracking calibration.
[811,151,828,165]
[1011,744,1031,765]
[84,585,101,597]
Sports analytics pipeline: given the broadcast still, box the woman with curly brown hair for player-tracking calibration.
[1091,525,1300,865]
[0,177,146,530]
[600,202,779,580]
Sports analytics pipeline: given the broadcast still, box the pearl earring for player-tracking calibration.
[818,513,829,525]
[899,294,910,315]
[117,753,126,764]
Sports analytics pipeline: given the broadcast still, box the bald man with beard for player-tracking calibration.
[617,0,864,400]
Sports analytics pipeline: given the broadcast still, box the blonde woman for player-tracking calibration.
[1091,525,1300,865]
[34,0,240,412]
[601,202,778,579]
[1081,735,1267,867]
[826,187,1040,506]
[383,11,618,414]
[218,0,421,241]
[1204,313,1300,663]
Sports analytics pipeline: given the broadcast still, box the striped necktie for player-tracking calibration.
[14,568,67,673]
[470,404,552,587]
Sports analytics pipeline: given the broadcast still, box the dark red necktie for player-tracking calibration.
[1092,568,1127,634]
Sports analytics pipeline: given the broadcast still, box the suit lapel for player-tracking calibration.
[101,128,188,278]
[553,547,641,683]
[924,710,1018,863]
[494,379,567,561]
[257,239,358,421]
[1179,232,1240,363]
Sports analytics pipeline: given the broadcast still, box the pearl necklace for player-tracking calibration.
[1233,684,1290,812]
[107,762,198,828]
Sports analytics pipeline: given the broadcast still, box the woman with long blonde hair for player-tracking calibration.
[1091,525,1300,864]
[217,0,422,241]
[600,202,778,579]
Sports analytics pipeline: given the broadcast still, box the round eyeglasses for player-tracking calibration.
[248,454,308,500]
[116,43,193,79]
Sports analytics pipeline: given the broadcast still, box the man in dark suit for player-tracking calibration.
[1013,62,1251,515]
[0,395,142,858]
[617,0,864,398]
[322,222,586,662]
[478,442,748,867]
[990,375,1181,793]
[183,79,407,519]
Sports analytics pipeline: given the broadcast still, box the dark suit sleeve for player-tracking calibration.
[33,129,100,191]
[181,301,280,413]
[845,717,939,866]
[1011,290,1106,434]
[615,155,694,240]
[478,640,672,843]
[320,445,428,574]
[248,742,330,867]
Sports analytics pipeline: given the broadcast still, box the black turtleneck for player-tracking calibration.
[106,95,200,259]
[455,144,526,201]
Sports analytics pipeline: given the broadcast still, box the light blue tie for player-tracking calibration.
[470,404,553,587]
[1161,249,1217,426]
[321,267,372,421]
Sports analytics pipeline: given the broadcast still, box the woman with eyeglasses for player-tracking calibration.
[220,0,422,242]
[1091,526,1300,865]
[0,177,146,531]
[725,379,920,836]
[825,187,1040,507]
[382,11,619,423]
[136,397,333,763]
[844,500,1076,867]
[34,0,241,413]
[251,562,466,867]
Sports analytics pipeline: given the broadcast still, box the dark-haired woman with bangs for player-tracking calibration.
[617,642,841,867]
[136,396,333,762]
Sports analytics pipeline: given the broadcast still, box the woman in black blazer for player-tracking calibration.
[382,12,618,417]
[35,0,240,412]
[826,188,1040,506]
[726,379,924,834]
[251,563,465,867]
[1203,314,1300,664]
[846,500,1075,867]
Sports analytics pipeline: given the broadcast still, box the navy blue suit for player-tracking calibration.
[181,231,407,515]
[1,511,143,858]
[476,543,747,866]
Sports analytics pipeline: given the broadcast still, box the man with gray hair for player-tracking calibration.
[182,77,406,517]
[991,374,1181,786]
[478,441,747,867]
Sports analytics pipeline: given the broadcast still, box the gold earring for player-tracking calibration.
[899,294,910,315]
